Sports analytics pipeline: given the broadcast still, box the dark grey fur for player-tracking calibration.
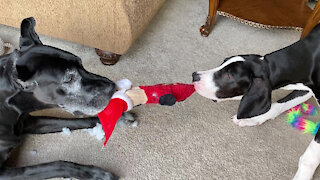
[0,17,136,180]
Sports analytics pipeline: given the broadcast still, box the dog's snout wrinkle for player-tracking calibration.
[192,72,201,82]
[81,77,115,90]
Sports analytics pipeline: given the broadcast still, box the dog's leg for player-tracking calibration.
[22,116,100,134]
[293,130,320,180]
[0,160,118,180]
[233,90,312,127]
[22,112,137,134]
[311,87,320,106]
[0,135,21,168]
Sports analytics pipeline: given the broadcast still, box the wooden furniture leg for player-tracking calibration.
[301,0,320,39]
[200,0,219,37]
[95,48,121,66]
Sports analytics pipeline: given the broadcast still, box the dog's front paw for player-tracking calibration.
[85,167,119,180]
[117,112,138,127]
[91,171,119,180]
[232,115,241,125]
[232,115,264,127]
[293,166,314,180]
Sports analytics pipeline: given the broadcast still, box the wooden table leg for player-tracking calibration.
[200,0,219,37]
[301,0,320,39]
[95,48,121,66]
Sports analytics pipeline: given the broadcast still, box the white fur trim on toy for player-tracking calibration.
[111,91,133,111]
[116,79,132,90]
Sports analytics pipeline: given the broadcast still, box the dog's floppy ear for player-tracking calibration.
[237,56,271,119]
[19,17,42,51]
[6,50,38,90]
[237,78,271,118]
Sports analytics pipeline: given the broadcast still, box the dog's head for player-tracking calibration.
[193,55,272,118]
[9,17,116,116]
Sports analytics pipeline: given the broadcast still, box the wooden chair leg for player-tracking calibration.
[200,0,220,37]
[95,48,121,66]
[301,0,320,39]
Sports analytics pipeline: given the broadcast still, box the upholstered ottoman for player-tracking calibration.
[0,0,166,64]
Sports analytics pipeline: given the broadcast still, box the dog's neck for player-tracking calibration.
[0,51,54,113]
[264,55,312,90]
[7,91,54,113]
[264,52,313,90]
[264,28,320,90]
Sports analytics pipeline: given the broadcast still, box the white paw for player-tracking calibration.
[232,115,264,127]
[293,169,313,180]
[232,115,240,125]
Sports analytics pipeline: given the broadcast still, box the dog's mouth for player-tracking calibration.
[73,111,84,116]
[193,82,219,100]
[58,103,103,117]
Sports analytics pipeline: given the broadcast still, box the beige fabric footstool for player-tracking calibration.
[0,0,166,64]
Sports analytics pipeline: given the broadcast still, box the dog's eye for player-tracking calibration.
[225,73,232,80]
[56,88,66,95]
[64,74,75,83]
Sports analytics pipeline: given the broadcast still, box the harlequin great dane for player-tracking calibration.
[192,24,320,180]
[0,17,137,180]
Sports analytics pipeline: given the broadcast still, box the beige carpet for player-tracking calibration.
[1,0,319,179]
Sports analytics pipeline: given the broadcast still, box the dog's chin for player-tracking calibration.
[195,91,220,102]
[193,83,219,101]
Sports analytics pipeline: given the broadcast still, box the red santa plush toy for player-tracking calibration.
[98,79,195,145]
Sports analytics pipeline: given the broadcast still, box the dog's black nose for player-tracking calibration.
[192,72,200,82]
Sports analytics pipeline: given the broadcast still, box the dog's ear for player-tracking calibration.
[19,17,42,51]
[237,56,272,119]
[237,78,271,118]
[6,50,38,90]
[15,62,36,82]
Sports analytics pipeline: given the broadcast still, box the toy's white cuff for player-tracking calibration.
[111,91,133,111]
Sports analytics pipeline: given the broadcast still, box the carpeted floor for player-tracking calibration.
[1,0,319,179]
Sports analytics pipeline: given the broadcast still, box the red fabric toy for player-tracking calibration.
[98,79,195,145]
[139,83,195,105]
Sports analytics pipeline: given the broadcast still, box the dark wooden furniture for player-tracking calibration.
[200,0,320,39]
[95,49,121,66]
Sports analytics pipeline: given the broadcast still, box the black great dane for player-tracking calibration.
[0,17,137,179]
